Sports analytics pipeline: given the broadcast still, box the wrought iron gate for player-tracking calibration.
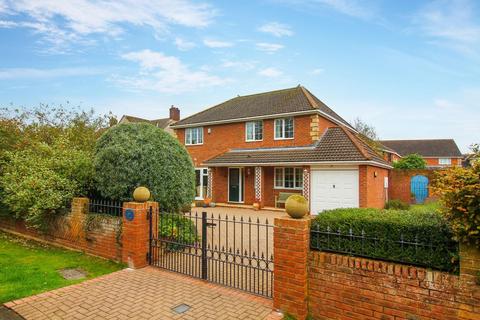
[148,210,274,298]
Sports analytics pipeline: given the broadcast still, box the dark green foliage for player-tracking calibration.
[94,123,195,212]
[159,214,199,251]
[393,153,427,169]
[385,199,410,210]
[311,208,459,272]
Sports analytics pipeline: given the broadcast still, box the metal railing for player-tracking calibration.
[310,224,459,272]
[88,198,123,216]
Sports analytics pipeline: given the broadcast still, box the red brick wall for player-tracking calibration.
[359,165,389,209]
[308,251,480,320]
[389,169,438,204]
[0,198,122,261]
[176,115,336,166]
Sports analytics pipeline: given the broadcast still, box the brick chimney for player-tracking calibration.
[169,105,180,121]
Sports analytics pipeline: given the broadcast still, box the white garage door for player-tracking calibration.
[310,169,359,214]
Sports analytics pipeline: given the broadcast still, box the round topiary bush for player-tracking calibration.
[94,123,195,212]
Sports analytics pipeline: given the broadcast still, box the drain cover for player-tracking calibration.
[58,268,87,280]
[172,304,191,314]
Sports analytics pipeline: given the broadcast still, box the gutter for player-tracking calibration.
[202,160,393,169]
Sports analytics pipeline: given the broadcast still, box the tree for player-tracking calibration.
[353,117,378,141]
[432,162,480,246]
[469,143,479,167]
[94,123,195,212]
[393,154,427,169]
[0,103,115,228]
[0,139,93,229]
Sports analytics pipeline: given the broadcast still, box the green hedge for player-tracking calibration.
[310,208,459,272]
[159,214,199,251]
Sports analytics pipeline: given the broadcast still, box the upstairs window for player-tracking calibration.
[245,121,263,141]
[185,127,203,145]
[274,117,294,139]
[439,158,451,165]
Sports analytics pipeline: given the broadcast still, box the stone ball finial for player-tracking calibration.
[285,194,309,219]
[133,186,151,202]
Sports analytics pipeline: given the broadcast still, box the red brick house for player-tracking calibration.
[171,86,392,214]
[379,139,463,168]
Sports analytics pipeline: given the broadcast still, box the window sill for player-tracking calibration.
[273,137,294,141]
[245,139,263,143]
[185,143,204,146]
[273,187,303,191]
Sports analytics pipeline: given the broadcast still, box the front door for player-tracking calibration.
[228,168,243,202]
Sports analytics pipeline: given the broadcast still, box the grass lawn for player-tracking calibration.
[0,231,124,304]
[410,201,441,212]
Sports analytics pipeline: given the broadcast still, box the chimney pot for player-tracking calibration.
[169,105,180,121]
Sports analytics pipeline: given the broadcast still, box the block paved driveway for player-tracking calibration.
[4,267,282,320]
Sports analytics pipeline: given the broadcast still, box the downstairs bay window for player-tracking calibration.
[274,167,303,190]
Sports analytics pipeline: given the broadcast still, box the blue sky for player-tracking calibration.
[0,0,479,152]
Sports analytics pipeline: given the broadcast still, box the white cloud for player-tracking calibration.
[203,39,234,48]
[174,37,196,51]
[256,42,284,53]
[311,68,324,75]
[117,49,228,93]
[0,0,216,52]
[0,67,103,79]
[258,67,283,77]
[413,0,480,55]
[258,22,293,37]
[221,60,256,71]
[434,98,457,110]
[0,20,17,28]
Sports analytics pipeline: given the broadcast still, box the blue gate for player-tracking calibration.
[410,175,429,204]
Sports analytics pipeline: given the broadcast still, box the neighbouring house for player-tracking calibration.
[171,86,392,214]
[379,139,463,168]
[119,105,180,135]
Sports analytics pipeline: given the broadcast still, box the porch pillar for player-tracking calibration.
[302,167,310,203]
[206,168,213,199]
[254,166,263,209]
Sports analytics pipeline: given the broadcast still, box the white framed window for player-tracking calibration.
[274,117,294,139]
[185,127,203,145]
[245,121,263,141]
[195,168,209,200]
[439,158,451,165]
[274,167,303,189]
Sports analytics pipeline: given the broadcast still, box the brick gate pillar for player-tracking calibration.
[122,201,158,269]
[273,215,311,319]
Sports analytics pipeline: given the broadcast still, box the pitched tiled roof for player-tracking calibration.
[121,115,173,129]
[204,127,390,167]
[379,139,462,157]
[173,86,353,129]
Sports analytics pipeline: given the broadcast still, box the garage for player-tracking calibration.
[310,169,359,214]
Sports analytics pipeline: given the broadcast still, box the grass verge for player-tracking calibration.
[0,230,124,304]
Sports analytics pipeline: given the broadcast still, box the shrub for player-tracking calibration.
[311,208,458,272]
[0,140,93,229]
[432,164,480,246]
[159,214,199,251]
[393,154,427,169]
[94,123,195,212]
[385,199,410,210]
